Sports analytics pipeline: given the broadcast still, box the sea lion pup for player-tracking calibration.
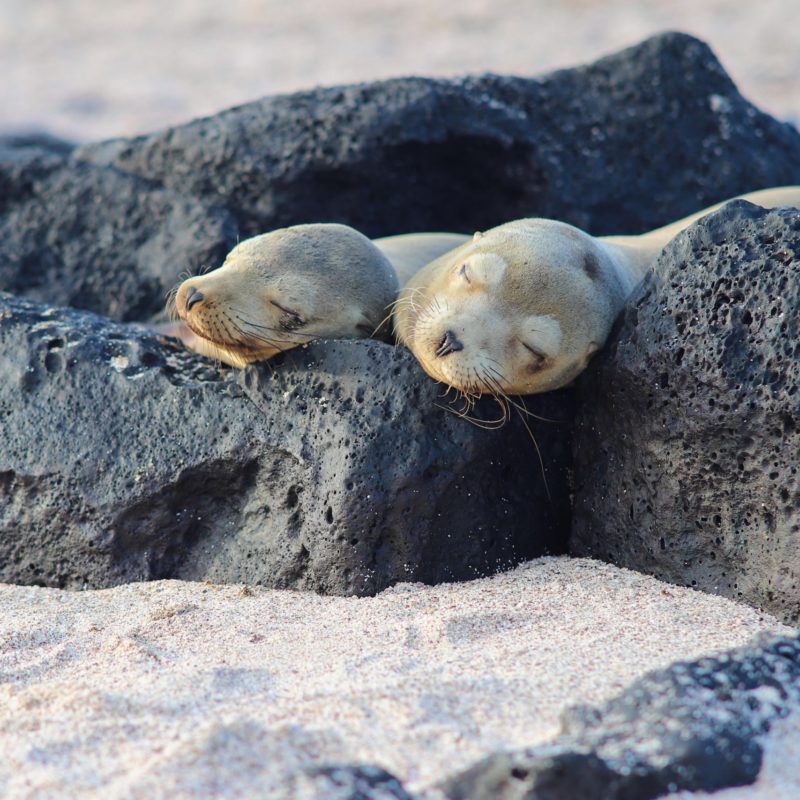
[393,186,800,396]
[170,224,468,367]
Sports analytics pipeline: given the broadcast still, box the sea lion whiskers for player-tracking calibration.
[165,288,180,322]
[166,267,210,323]
[385,286,428,331]
[477,367,551,499]
[218,314,239,343]
[444,381,482,419]
[228,315,287,353]
[376,287,430,339]
[233,314,318,341]
[481,361,557,424]
[372,305,398,339]
[435,397,509,431]
[434,366,511,429]
[385,286,426,312]
[407,295,452,351]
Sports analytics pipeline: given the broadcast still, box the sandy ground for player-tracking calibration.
[2,0,799,142]
[1,556,796,799]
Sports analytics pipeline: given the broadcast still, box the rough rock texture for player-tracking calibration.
[443,633,800,800]
[77,32,800,242]
[286,766,419,800]
[570,202,800,625]
[0,139,237,322]
[0,132,75,157]
[0,293,572,593]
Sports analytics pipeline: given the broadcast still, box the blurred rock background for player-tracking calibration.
[3,0,798,142]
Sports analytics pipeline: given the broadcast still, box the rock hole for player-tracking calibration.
[286,486,301,509]
[44,351,64,374]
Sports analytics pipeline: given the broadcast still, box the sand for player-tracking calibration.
[1,556,796,799]
[3,0,799,142]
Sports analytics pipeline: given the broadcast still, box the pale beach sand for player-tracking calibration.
[2,0,799,142]
[1,556,795,799]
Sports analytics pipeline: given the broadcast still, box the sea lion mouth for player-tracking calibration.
[183,317,281,363]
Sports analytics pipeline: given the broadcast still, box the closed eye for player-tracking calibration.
[269,300,305,331]
[457,263,471,284]
[520,341,547,367]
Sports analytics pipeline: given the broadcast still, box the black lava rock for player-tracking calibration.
[0,145,238,322]
[77,33,800,241]
[0,131,75,157]
[287,765,419,800]
[442,633,800,800]
[0,293,572,592]
[571,202,800,624]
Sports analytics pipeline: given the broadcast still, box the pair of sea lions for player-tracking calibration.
[172,187,800,394]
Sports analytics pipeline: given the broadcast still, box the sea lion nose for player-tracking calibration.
[184,286,205,312]
[435,329,464,358]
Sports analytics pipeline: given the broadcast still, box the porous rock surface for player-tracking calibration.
[0,293,571,593]
[2,33,800,323]
[77,33,800,240]
[571,202,800,624]
[0,135,237,322]
[286,766,419,800]
[443,632,800,800]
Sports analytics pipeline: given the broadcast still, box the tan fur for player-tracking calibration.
[374,232,471,286]
[173,223,400,367]
[394,186,800,395]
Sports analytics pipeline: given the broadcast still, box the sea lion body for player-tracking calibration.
[393,186,800,395]
[170,188,800,377]
[374,232,470,286]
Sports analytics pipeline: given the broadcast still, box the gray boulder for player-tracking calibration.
[286,766,419,800]
[77,32,800,241]
[0,293,572,592]
[571,202,800,624]
[0,140,237,322]
[443,632,800,800]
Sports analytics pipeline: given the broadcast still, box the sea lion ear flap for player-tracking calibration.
[521,314,563,360]
[464,252,508,285]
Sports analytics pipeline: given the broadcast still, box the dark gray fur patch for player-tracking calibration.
[582,251,601,280]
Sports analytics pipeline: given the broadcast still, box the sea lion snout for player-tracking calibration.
[435,330,464,357]
[184,285,205,312]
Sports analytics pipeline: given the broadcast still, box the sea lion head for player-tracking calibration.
[172,224,399,367]
[393,219,623,395]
